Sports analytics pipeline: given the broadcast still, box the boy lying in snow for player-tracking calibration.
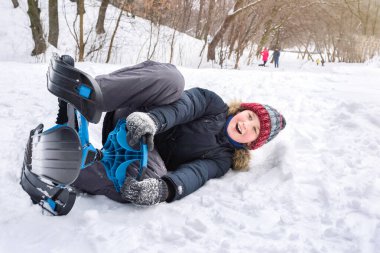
[72,60,286,206]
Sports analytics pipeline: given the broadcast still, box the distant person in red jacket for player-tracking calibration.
[259,47,269,67]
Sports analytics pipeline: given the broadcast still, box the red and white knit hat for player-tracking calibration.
[240,103,286,150]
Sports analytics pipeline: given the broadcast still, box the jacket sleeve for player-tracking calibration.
[162,155,231,202]
[148,88,227,133]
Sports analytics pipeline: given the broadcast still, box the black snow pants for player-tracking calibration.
[72,60,185,203]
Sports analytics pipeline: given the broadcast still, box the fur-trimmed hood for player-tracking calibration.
[228,101,251,172]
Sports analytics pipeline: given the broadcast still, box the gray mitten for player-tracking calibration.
[121,177,169,206]
[126,112,158,151]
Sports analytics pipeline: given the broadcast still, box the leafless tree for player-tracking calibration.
[195,0,205,38]
[78,0,85,61]
[52,0,380,64]
[76,0,85,15]
[27,0,46,55]
[207,0,263,61]
[96,0,110,34]
[106,3,124,63]
[48,0,59,48]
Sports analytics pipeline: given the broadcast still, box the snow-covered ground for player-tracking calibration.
[1,58,380,253]
[1,1,380,253]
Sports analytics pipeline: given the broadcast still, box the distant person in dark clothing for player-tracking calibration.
[273,48,280,68]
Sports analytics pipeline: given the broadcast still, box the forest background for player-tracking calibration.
[12,0,380,68]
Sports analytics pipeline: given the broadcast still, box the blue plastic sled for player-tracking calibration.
[20,54,148,216]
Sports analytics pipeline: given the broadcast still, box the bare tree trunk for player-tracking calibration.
[147,21,154,59]
[78,0,85,61]
[180,0,191,31]
[27,0,46,56]
[201,0,215,42]
[247,43,256,65]
[227,23,237,59]
[218,39,226,68]
[207,0,242,61]
[11,0,19,8]
[372,5,379,36]
[207,0,262,61]
[96,0,109,34]
[184,1,193,31]
[256,3,282,57]
[48,0,59,48]
[234,13,256,68]
[106,6,123,63]
[195,0,205,39]
[169,29,176,63]
[364,0,371,36]
[77,0,85,15]
[148,24,161,60]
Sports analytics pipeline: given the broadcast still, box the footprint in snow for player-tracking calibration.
[185,217,208,233]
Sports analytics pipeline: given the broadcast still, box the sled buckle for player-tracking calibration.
[39,199,57,216]
[76,84,92,99]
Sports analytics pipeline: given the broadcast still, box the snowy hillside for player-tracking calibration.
[1,1,380,253]
[0,0,207,67]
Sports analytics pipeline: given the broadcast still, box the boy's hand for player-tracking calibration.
[126,112,157,151]
[121,177,168,206]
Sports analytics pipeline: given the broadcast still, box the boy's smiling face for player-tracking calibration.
[227,110,260,145]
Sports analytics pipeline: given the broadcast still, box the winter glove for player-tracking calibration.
[121,177,169,206]
[126,112,158,151]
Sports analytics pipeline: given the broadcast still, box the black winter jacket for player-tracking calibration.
[149,88,234,201]
[102,87,235,202]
